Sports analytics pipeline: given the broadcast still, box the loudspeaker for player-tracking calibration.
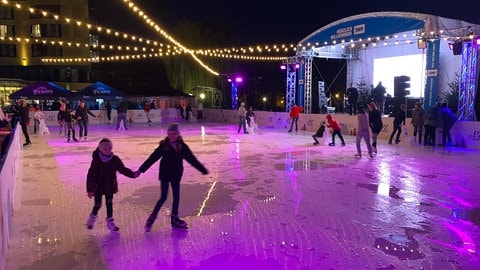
[452,42,462,55]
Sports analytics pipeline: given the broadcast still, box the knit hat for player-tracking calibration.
[98,138,113,152]
[167,122,179,132]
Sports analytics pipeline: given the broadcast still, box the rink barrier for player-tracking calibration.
[20,108,480,150]
[202,109,480,150]
[0,124,21,270]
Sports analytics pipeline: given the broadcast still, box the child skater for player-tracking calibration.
[86,138,136,233]
[326,114,345,146]
[62,109,79,142]
[136,122,209,231]
[312,121,326,145]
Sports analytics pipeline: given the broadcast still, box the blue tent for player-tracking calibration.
[76,81,129,101]
[9,81,72,100]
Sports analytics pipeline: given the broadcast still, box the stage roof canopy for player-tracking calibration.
[296,12,480,58]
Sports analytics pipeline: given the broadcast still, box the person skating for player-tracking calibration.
[135,123,209,231]
[326,114,345,146]
[86,138,137,233]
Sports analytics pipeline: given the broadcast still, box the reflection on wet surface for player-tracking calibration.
[452,207,480,226]
[356,183,403,199]
[374,232,426,260]
[7,123,480,270]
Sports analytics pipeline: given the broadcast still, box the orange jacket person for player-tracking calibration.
[288,103,303,132]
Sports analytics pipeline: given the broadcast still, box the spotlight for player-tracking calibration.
[294,63,300,69]
[280,64,286,70]
[476,38,480,46]
[234,77,243,83]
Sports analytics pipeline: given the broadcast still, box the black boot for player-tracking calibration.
[171,215,188,229]
[145,214,156,232]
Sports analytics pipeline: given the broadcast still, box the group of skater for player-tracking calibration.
[409,102,457,147]
[311,102,383,158]
[310,100,457,157]
[86,122,209,233]
[57,100,97,142]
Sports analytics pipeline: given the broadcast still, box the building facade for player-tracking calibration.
[0,0,91,103]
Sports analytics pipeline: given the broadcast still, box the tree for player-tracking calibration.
[443,73,459,113]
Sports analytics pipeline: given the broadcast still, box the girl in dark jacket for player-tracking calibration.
[86,138,136,233]
[137,123,209,231]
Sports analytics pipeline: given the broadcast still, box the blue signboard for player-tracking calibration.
[302,17,425,45]
[423,39,440,110]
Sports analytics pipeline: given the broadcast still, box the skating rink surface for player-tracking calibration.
[6,121,480,270]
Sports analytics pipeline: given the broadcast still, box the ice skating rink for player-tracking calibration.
[6,122,480,270]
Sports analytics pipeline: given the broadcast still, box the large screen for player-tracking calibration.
[373,54,426,98]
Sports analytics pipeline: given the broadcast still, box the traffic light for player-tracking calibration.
[394,75,410,97]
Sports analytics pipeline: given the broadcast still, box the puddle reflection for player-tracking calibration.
[452,207,480,226]
[356,183,403,199]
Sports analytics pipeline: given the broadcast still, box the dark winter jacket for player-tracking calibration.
[368,108,383,133]
[18,105,30,124]
[315,125,325,137]
[57,109,69,122]
[86,149,135,195]
[117,102,128,114]
[139,136,208,181]
[75,105,95,121]
[393,110,406,126]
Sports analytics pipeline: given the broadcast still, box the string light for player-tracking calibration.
[1,1,477,66]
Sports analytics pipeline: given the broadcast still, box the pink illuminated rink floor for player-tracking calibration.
[6,121,480,270]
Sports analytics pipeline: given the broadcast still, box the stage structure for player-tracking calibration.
[284,12,480,118]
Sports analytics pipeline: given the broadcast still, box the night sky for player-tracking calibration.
[92,0,480,46]
[89,0,480,110]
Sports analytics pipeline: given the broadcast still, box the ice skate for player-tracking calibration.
[86,214,97,230]
[328,142,335,146]
[171,215,188,229]
[144,215,156,232]
[106,217,120,233]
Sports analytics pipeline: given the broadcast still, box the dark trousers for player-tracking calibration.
[151,179,180,217]
[107,110,112,121]
[332,130,345,144]
[312,135,323,144]
[67,122,76,139]
[442,122,454,146]
[20,122,31,143]
[289,117,299,131]
[349,100,357,115]
[424,125,437,146]
[238,116,247,133]
[197,110,203,120]
[91,194,114,218]
[389,125,402,142]
[78,119,89,137]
